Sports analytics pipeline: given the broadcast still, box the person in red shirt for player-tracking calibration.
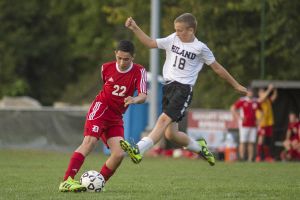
[231,88,262,162]
[282,112,300,161]
[59,40,147,192]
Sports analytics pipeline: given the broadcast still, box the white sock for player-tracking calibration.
[137,137,154,155]
[185,137,201,153]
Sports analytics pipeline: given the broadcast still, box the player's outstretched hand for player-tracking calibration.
[235,85,248,95]
[124,96,135,107]
[125,17,137,30]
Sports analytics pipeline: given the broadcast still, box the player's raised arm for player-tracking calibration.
[209,61,248,95]
[125,17,157,49]
[258,84,273,102]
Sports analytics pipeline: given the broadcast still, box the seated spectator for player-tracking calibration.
[282,112,300,161]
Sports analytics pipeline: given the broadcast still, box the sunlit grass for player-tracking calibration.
[0,149,299,200]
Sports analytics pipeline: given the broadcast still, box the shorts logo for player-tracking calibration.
[92,125,99,133]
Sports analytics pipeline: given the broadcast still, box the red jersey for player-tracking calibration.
[84,61,147,145]
[96,61,147,116]
[233,97,261,127]
[288,121,300,141]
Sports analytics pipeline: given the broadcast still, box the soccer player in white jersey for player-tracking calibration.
[120,13,248,166]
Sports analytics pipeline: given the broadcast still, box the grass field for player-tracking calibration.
[0,149,299,200]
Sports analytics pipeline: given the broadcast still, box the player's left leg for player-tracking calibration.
[263,126,274,162]
[239,127,248,161]
[239,142,246,160]
[256,128,265,162]
[164,122,189,146]
[100,136,125,182]
[247,127,257,162]
[247,142,255,162]
[263,136,274,162]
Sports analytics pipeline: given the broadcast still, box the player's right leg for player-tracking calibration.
[120,139,143,164]
[121,114,171,164]
[101,136,125,181]
[59,177,86,192]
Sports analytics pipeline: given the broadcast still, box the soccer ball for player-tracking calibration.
[172,148,183,158]
[80,170,105,192]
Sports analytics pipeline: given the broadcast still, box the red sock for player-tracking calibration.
[263,146,271,158]
[100,163,115,182]
[63,152,85,181]
[257,144,263,158]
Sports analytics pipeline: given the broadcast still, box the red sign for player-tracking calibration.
[188,109,238,131]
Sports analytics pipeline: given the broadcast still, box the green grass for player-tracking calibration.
[0,149,299,200]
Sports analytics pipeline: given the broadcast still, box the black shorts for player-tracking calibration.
[162,81,193,122]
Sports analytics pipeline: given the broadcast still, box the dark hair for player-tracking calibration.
[116,40,135,56]
[174,13,197,32]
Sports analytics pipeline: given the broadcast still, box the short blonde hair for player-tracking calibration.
[174,13,197,32]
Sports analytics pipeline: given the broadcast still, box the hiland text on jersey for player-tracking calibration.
[171,45,196,60]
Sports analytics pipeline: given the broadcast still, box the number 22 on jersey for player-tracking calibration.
[112,85,126,97]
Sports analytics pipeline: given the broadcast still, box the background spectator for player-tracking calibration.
[231,88,261,162]
[256,84,277,162]
[281,112,300,161]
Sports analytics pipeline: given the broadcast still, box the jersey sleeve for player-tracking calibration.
[234,99,243,109]
[156,33,175,50]
[200,44,216,65]
[101,65,106,83]
[135,67,147,95]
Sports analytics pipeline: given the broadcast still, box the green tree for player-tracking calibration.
[0,0,299,108]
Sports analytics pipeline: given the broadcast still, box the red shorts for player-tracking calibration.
[258,126,273,137]
[84,100,124,148]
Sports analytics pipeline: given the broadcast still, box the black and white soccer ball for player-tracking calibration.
[80,170,105,192]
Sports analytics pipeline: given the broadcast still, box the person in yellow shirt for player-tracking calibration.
[256,84,277,162]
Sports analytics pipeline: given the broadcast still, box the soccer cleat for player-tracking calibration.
[59,177,86,192]
[120,139,142,164]
[197,138,215,166]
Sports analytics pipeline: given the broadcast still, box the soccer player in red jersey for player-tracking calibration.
[59,40,147,192]
[231,88,262,162]
[282,112,300,161]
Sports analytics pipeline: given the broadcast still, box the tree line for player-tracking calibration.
[0,0,299,107]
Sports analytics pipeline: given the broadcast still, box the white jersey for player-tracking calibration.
[156,33,215,85]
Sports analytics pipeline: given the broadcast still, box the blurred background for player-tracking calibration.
[0,0,299,160]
